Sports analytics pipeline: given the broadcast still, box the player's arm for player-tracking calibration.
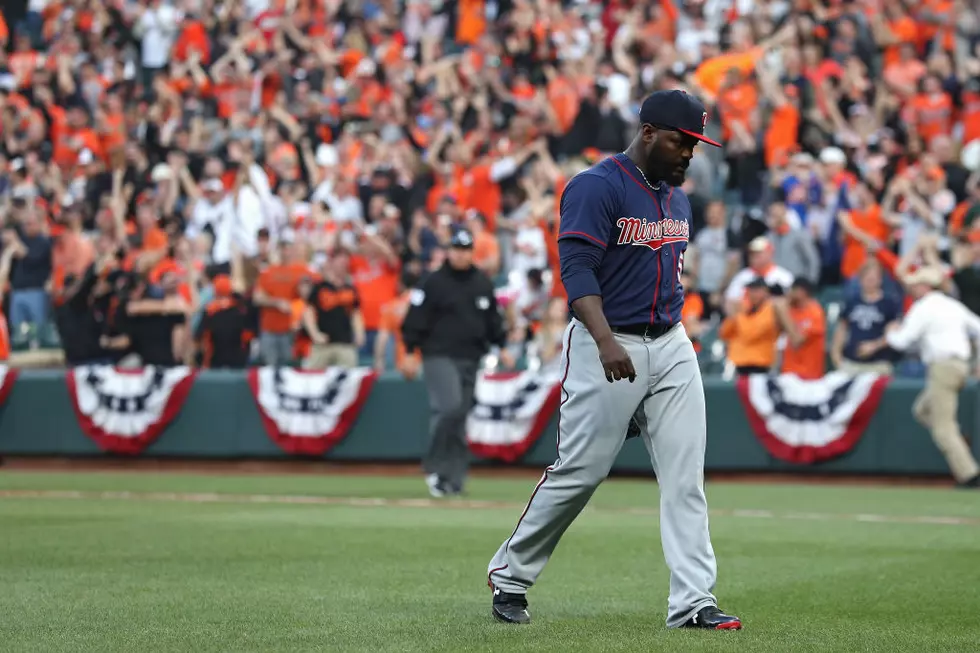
[557,174,635,383]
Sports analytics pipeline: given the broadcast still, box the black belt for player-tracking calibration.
[610,323,675,338]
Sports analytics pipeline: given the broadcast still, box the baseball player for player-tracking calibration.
[487,91,741,630]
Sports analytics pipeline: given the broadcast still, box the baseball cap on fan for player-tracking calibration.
[639,90,722,147]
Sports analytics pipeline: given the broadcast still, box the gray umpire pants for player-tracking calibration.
[487,321,718,628]
[422,356,480,488]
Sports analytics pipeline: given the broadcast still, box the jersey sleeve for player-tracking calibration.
[557,173,619,249]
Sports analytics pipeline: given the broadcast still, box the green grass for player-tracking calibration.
[0,471,978,652]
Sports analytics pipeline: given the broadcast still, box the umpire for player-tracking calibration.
[402,228,506,498]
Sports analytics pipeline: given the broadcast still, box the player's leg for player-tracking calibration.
[639,325,730,629]
[445,358,479,493]
[421,356,463,495]
[487,322,648,603]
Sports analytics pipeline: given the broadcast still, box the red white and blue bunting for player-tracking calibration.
[736,372,890,464]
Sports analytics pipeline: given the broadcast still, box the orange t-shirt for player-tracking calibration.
[379,292,421,375]
[547,76,580,134]
[782,300,826,380]
[456,164,502,231]
[841,204,889,279]
[716,82,758,142]
[349,255,400,331]
[472,231,500,272]
[456,0,487,44]
[682,292,704,353]
[256,263,310,333]
[764,103,799,168]
[883,16,919,69]
[906,93,953,144]
[961,90,980,145]
[718,301,779,369]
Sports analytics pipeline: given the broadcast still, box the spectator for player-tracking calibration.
[5,209,52,335]
[302,253,364,370]
[375,271,422,379]
[724,237,794,315]
[690,200,739,317]
[831,259,901,375]
[253,235,309,366]
[719,277,797,376]
[680,271,706,354]
[467,211,501,279]
[349,226,401,361]
[781,279,826,380]
[767,198,820,285]
[194,274,252,369]
[530,297,568,372]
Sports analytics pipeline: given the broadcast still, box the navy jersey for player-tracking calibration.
[841,294,901,362]
[558,153,690,326]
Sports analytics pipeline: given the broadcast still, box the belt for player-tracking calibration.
[610,323,675,338]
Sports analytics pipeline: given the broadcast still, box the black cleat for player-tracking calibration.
[956,475,980,489]
[491,588,531,624]
[681,605,742,630]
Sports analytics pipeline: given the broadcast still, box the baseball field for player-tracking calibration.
[1,465,978,653]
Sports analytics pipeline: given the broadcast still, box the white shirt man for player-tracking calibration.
[135,2,181,69]
[186,180,237,264]
[865,266,980,487]
[724,237,795,309]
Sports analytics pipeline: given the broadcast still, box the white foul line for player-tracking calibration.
[0,489,978,527]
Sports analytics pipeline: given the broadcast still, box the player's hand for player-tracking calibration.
[598,338,636,383]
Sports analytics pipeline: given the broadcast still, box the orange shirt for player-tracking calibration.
[764,103,799,168]
[256,263,310,333]
[456,0,487,44]
[456,164,502,231]
[782,300,826,380]
[718,301,779,369]
[472,231,500,272]
[682,293,704,353]
[906,93,953,144]
[841,204,888,278]
[883,17,918,69]
[379,292,421,375]
[716,82,758,142]
[961,90,980,145]
[547,76,580,134]
[349,255,400,331]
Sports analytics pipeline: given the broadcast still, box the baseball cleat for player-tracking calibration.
[491,588,531,624]
[681,605,742,630]
[426,474,448,498]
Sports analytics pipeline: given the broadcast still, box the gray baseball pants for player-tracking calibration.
[487,320,718,627]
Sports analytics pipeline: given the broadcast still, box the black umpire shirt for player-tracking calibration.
[401,263,506,361]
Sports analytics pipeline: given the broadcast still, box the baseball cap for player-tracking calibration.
[745,277,769,290]
[903,266,944,288]
[450,228,474,249]
[638,90,722,148]
[748,236,772,253]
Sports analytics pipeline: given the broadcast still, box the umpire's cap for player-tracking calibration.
[450,228,474,249]
[639,90,722,147]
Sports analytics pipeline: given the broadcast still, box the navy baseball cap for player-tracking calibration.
[639,90,722,148]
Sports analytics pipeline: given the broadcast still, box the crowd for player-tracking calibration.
[0,0,978,378]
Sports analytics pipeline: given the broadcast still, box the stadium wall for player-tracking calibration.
[0,370,976,475]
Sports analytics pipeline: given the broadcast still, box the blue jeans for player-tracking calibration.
[10,289,49,333]
[259,332,294,367]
